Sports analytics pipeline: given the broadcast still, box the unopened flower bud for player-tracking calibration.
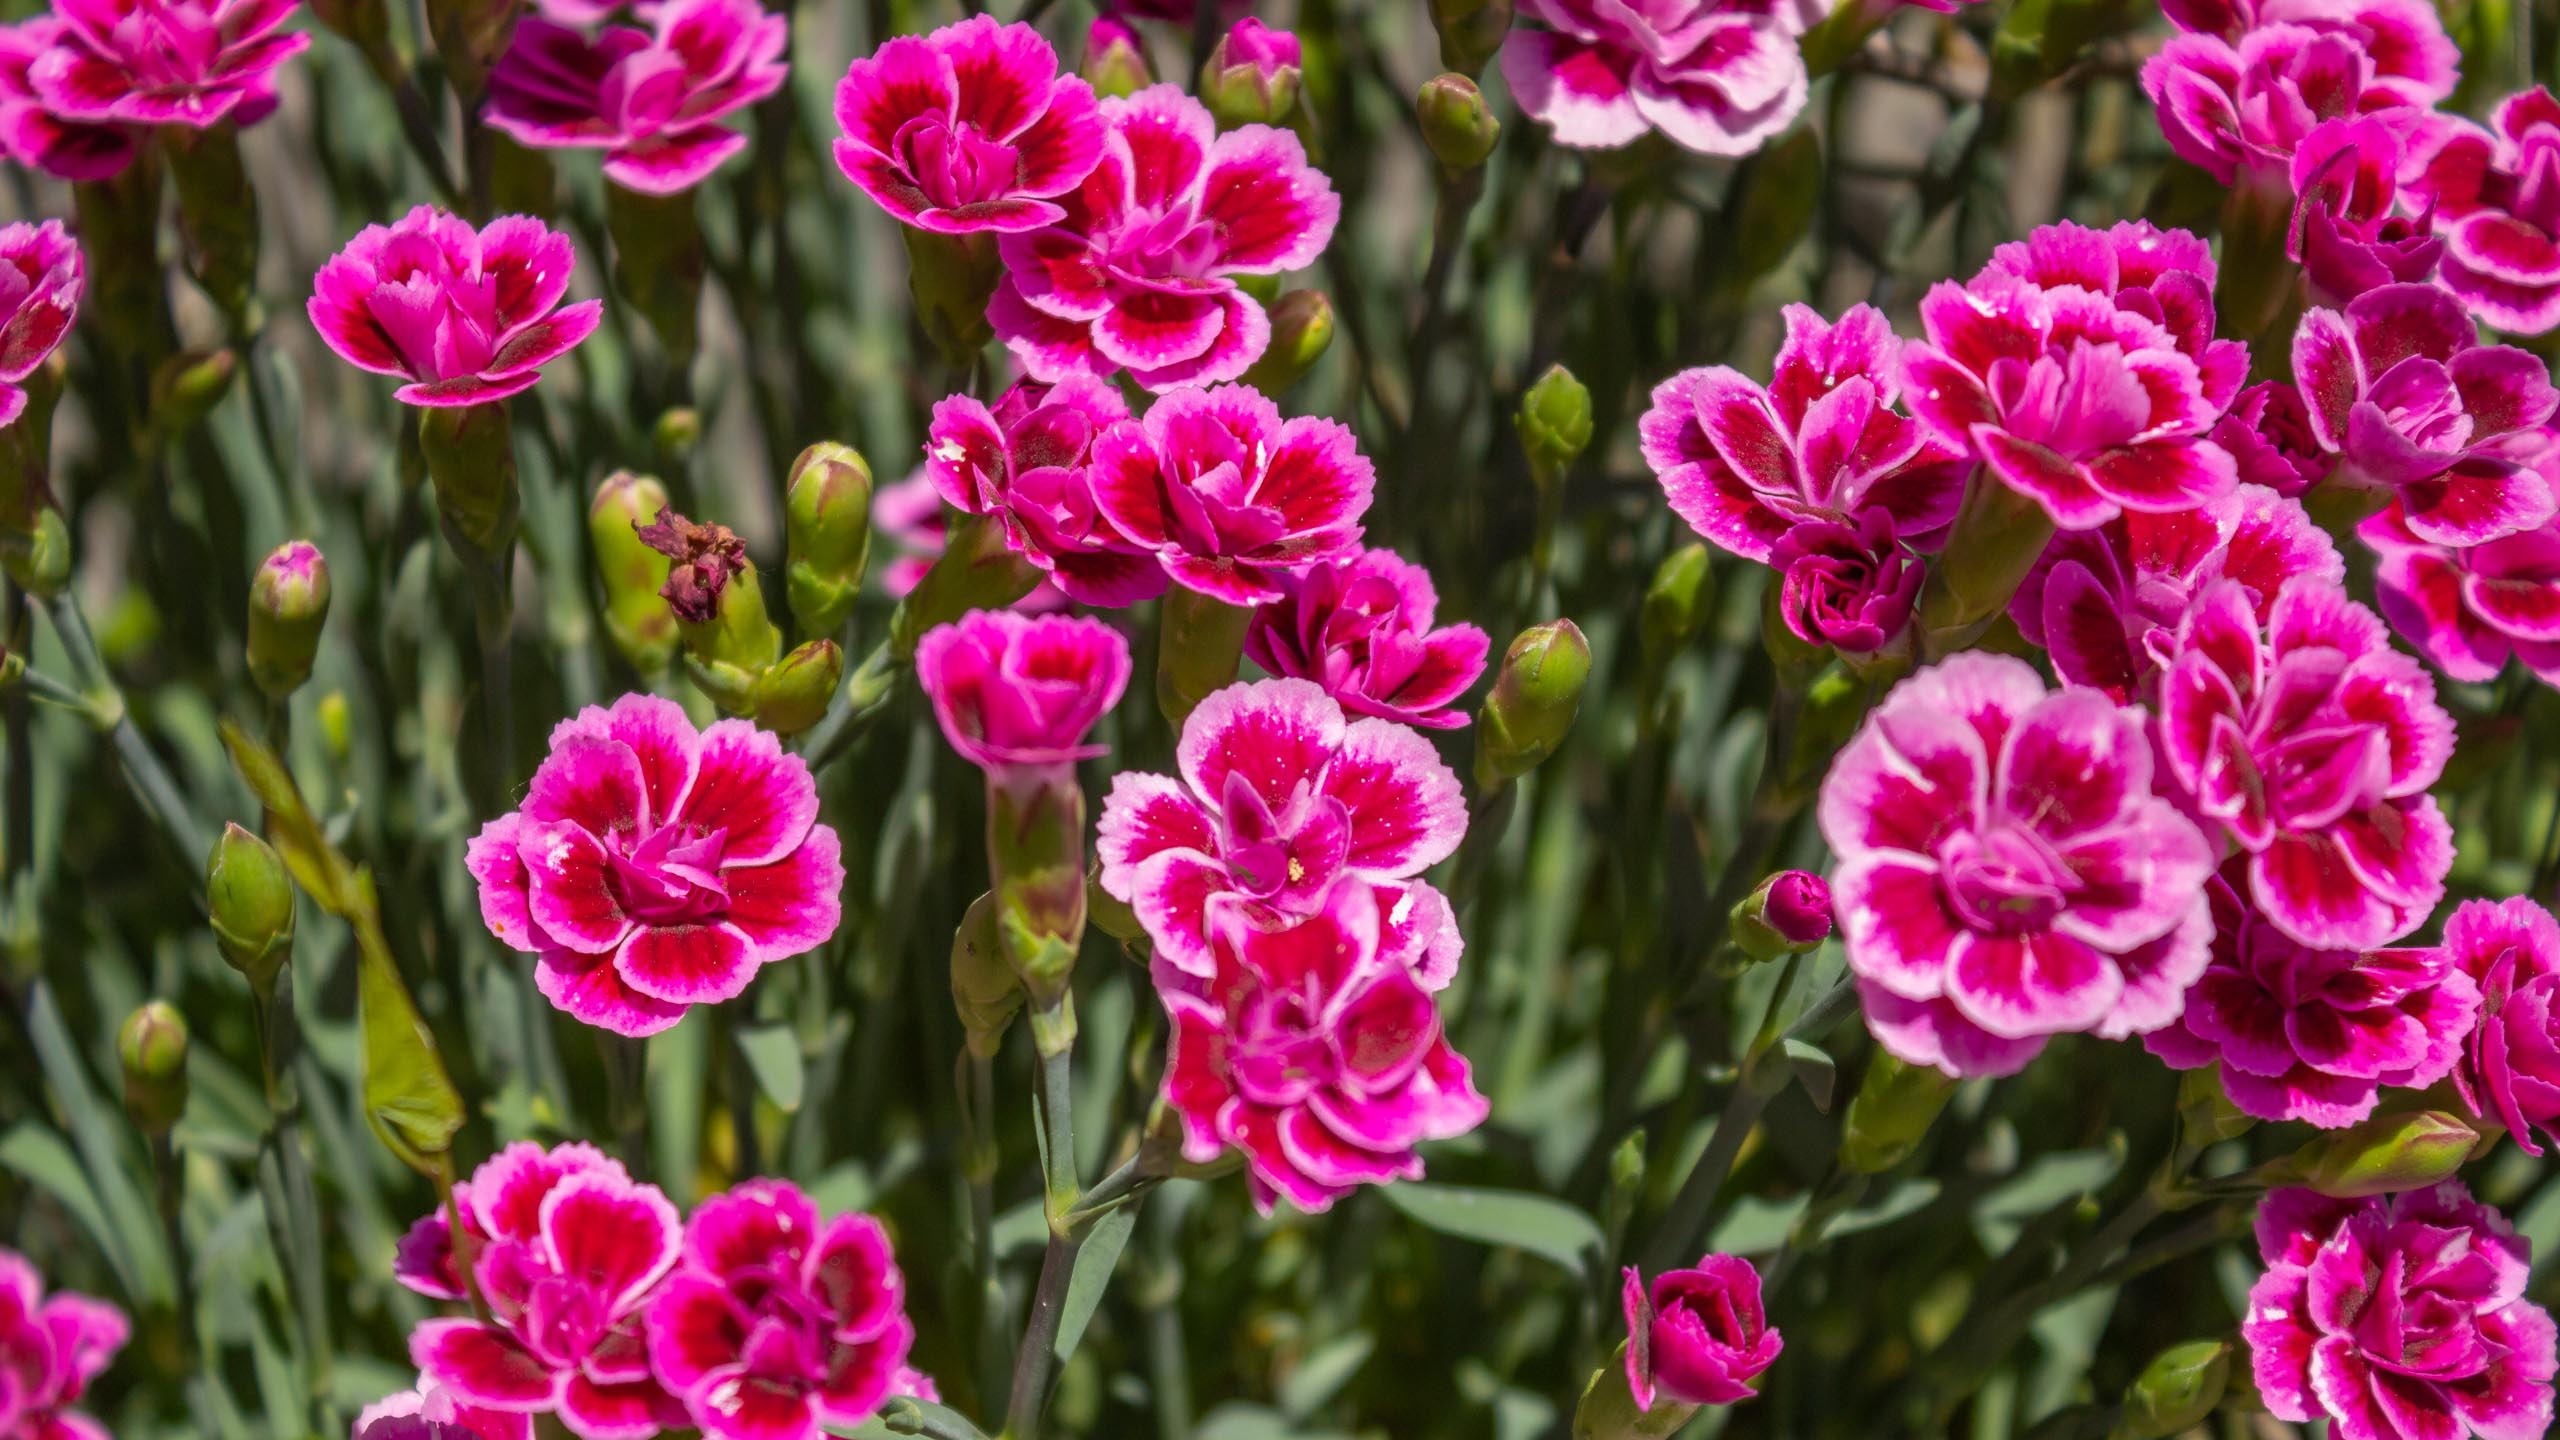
[1475,620,1590,789]
[1517,364,1593,488]
[1082,17,1153,98]
[1602,1128,1648,1240]
[590,473,679,675]
[903,228,1001,373]
[317,690,353,761]
[1235,290,1334,396]
[1839,1051,1957,1174]
[654,406,701,465]
[2292,1109,2479,1198]
[1201,19,1302,129]
[118,1001,190,1136]
[247,541,331,699]
[0,508,71,598]
[1732,871,1831,962]
[952,892,1023,1059]
[752,639,843,737]
[425,0,518,99]
[1418,74,1500,173]
[2110,1339,2231,1440]
[419,402,520,562]
[1641,543,1714,666]
[149,348,237,439]
[207,822,295,994]
[1429,0,1515,76]
[784,443,874,638]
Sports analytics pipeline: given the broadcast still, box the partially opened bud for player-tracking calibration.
[784,443,874,638]
[247,541,332,699]
[752,639,843,737]
[1732,871,1832,962]
[1429,0,1514,75]
[1236,290,1334,396]
[1640,544,1714,666]
[420,403,520,563]
[1201,19,1303,129]
[2111,1339,2230,1440]
[118,1001,190,1136]
[1082,17,1153,98]
[1517,364,1593,487]
[590,472,678,675]
[1475,620,1590,789]
[1,509,71,598]
[207,823,295,994]
[1839,1051,1957,1174]
[1418,74,1500,173]
[2292,1109,2479,1198]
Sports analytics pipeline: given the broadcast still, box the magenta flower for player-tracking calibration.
[1818,653,2216,1079]
[1760,871,1833,947]
[1244,547,1490,731]
[915,609,1132,775]
[308,207,604,408]
[355,1382,535,1440]
[2158,577,2454,952]
[1158,878,1489,1214]
[1640,302,1967,564]
[2157,0,2458,108]
[924,377,1162,607]
[2449,896,2560,1156]
[2213,380,2337,496]
[466,693,844,1038]
[399,1143,684,1439]
[644,1179,913,1440]
[2400,90,2560,335]
[0,21,131,179]
[2292,283,2560,545]
[831,15,1104,235]
[2012,481,2344,702]
[1619,1255,1782,1411]
[0,219,80,431]
[2289,116,2444,307]
[1085,383,1372,605]
[2245,1184,2555,1440]
[989,85,1339,392]
[1497,0,1809,157]
[1974,220,2252,414]
[0,1247,126,1440]
[2362,498,2560,685]
[18,0,305,134]
[1768,513,1922,656]
[1098,677,1467,987]
[2141,24,2410,187]
[486,0,787,196]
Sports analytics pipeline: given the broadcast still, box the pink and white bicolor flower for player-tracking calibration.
[486,0,788,196]
[0,219,80,431]
[2140,23,2413,187]
[0,1245,128,1440]
[355,1379,536,1440]
[1498,0,1810,158]
[2400,88,2560,336]
[924,377,1163,607]
[1245,547,1490,732]
[0,20,134,180]
[2362,496,2560,686]
[914,608,1132,777]
[307,207,605,408]
[2155,0,2459,108]
[1974,220,2252,416]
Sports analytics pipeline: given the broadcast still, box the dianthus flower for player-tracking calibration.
[0,1246,126,1440]
[1244,548,1489,731]
[1498,0,1809,157]
[1975,221,2251,415]
[2449,895,2560,1156]
[2289,116,2445,306]
[2400,89,2560,335]
[14,0,306,139]
[831,15,1104,235]
[0,219,80,431]
[924,377,1162,607]
[0,20,130,179]
[2156,0,2458,108]
[2142,24,2417,187]
[1619,1255,1782,1411]
[2362,496,2560,686]
[354,1380,534,1440]
[308,207,604,407]
[2214,380,2337,496]
[914,609,1131,776]
[487,0,787,195]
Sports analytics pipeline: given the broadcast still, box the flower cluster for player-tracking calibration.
[486,0,789,195]
[0,0,307,179]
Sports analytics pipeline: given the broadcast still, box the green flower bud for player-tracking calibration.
[1235,290,1335,396]
[1200,20,1303,131]
[1640,543,1714,666]
[2292,1108,2479,1199]
[118,1001,190,1136]
[420,402,520,563]
[2109,1339,2231,1440]
[207,822,295,994]
[317,690,353,762]
[1082,17,1153,98]
[1602,1128,1648,1239]
[752,639,843,738]
[1474,620,1590,789]
[0,508,71,599]
[784,443,874,638]
[1517,364,1593,488]
[889,511,1040,662]
[1840,1050,1957,1174]
[1429,0,1514,76]
[903,228,1001,373]
[1571,1347,1693,1440]
[149,347,238,440]
[607,183,706,365]
[1418,74,1500,173]
[425,0,518,99]
[952,892,1024,1059]
[2176,1068,2256,1149]
[654,406,702,467]
[1156,585,1256,729]
[590,473,679,675]
[164,124,261,331]
[247,540,332,699]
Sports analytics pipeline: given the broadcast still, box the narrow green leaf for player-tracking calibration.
[1051,1200,1140,1365]
[736,1021,806,1113]
[1380,1183,1605,1275]
[1278,1332,1375,1420]
[1781,1037,1837,1112]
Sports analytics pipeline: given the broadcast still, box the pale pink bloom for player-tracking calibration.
[1640,302,1967,564]
[466,694,844,1038]
[17,0,305,135]
[1619,1256,1782,1411]
[2158,577,2454,952]
[914,609,1132,774]
[2245,1184,2555,1440]
[486,0,786,195]
[990,85,1338,392]
[925,377,1162,607]
[2213,381,2336,496]
[1819,653,2216,1079]
[0,220,80,431]
[2288,116,2444,306]
[2449,896,2560,1156]
[870,472,1067,613]
[831,15,1104,235]
[2140,24,2413,187]
[644,1180,913,1440]
[1768,513,1922,656]
[0,20,132,179]
[2291,283,2560,545]
[2400,89,2560,335]
[1974,220,2252,414]
[2157,0,2458,108]
[1085,383,1372,605]
[2362,496,2560,685]
[354,1380,535,1440]
[307,207,604,408]
[2012,482,2344,702]
[0,1247,127,1440]
[1498,0,1808,157]
[1244,548,1489,731]
[398,1143,684,1440]
[1158,879,1489,1214]
[1098,677,1466,987]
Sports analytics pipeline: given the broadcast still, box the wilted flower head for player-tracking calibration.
[633,508,748,624]
[2449,895,2560,1155]
[2157,0,2458,107]
[1499,0,1809,157]
[1245,548,1490,730]
[2213,380,2337,496]
[832,14,1105,234]
[2244,1183,2554,1440]
[487,0,788,195]
[915,609,1132,774]
[990,85,1339,392]
[1620,1255,1783,1410]
[13,0,306,138]
[0,219,80,431]
[1819,653,2216,1079]
[2362,497,2560,685]
[466,694,843,1037]
[926,377,1162,606]
[0,1246,127,1440]
[2400,89,2560,335]
[0,20,131,178]
[2289,116,2444,306]
[308,207,604,407]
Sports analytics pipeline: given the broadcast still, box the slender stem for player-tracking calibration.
[470,558,516,805]
[726,1008,763,1179]
[601,1031,650,1180]
[38,591,214,866]
[964,1049,1006,1409]
[147,1131,201,1367]
[800,639,901,772]
[1005,1003,1084,1440]
[252,969,335,1431]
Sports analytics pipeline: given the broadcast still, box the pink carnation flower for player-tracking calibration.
[1085,383,1373,605]
[915,609,1132,774]
[1818,653,2216,1079]
[925,377,1163,607]
[2141,24,2410,186]
[1498,0,1809,157]
[486,0,787,195]
[1098,677,1467,987]
[0,20,132,179]
[466,694,844,1038]
[1639,302,1967,564]
[308,207,605,408]
[2362,497,2560,685]
[2292,283,2560,546]
[1975,220,2252,412]
[0,219,80,431]
[0,1246,127,1440]
[2245,1184,2555,1440]
[871,472,1066,612]
[2158,577,2454,952]
[1768,512,1923,656]
[990,85,1338,392]
[398,1142,685,1439]
[2157,0,2458,108]
[1158,879,1489,1214]
[1619,1255,1782,1411]
[831,15,1104,234]
[2289,116,2444,307]
[2401,89,2560,335]
[644,1179,913,1440]
[1244,548,1490,731]
[2450,896,2560,1156]
[2213,380,2337,496]
[355,1381,535,1440]
[17,0,305,134]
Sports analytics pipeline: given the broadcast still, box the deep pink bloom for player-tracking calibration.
[1761,871,1833,947]
[486,0,787,196]
[1098,677,1467,987]
[914,609,1132,774]
[2292,283,2560,545]
[1619,1256,1782,1411]
[1975,220,2252,413]
[2362,496,2560,685]
[1769,513,1922,655]
[308,207,604,408]
[2141,25,2412,187]
[1085,383,1372,604]
[0,220,80,431]
[2157,0,2458,108]
[2213,381,2337,496]
[398,1143,685,1440]
[2400,90,2560,335]
[466,694,844,1038]
[925,377,1162,607]
[1498,0,1808,156]
[0,1247,126,1440]
[2012,482,2344,702]
[354,1381,536,1440]
[0,20,132,179]
[831,15,1103,234]
[2245,1184,2555,1440]
[1244,547,1489,731]
[1640,302,1967,564]
[644,1180,913,1440]
[870,472,1066,613]
[2157,577,2454,952]
[1819,653,2216,1079]
[18,0,305,133]
[2448,896,2560,1156]
[989,85,1338,391]
[2289,117,2444,306]
[1158,879,1489,1214]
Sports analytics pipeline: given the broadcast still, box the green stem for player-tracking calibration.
[964,1049,1006,1409]
[252,969,335,1431]
[147,1131,200,1368]
[800,639,902,772]
[470,557,516,805]
[39,591,214,866]
[1005,1002,1084,1440]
